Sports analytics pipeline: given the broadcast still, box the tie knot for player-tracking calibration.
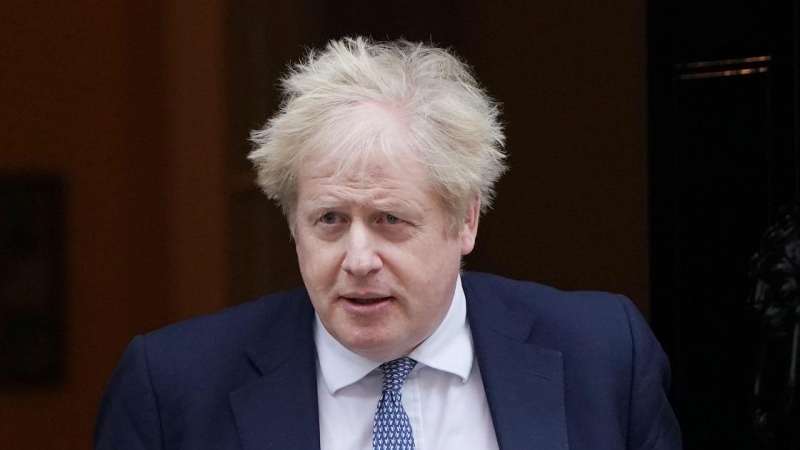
[379,357,417,393]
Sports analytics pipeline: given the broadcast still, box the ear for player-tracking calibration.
[459,194,481,255]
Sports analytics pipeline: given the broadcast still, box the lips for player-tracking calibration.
[343,296,392,305]
[338,291,395,316]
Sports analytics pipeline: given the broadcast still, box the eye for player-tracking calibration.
[384,214,402,224]
[320,212,338,224]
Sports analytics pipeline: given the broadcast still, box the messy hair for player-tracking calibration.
[249,36,507,231]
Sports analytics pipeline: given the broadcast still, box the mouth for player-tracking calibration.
[343,296,393,305]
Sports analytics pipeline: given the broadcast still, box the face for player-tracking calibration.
[293,151,479,362]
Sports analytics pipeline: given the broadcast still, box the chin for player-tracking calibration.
[340,333,408,360]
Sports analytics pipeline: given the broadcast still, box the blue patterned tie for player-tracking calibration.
[373,357,418,450]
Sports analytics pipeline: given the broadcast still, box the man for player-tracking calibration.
[95,37,681,449]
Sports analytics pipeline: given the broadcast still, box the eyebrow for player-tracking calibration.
[302,194,425,215]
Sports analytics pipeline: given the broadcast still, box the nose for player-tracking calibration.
[341,222,383,277]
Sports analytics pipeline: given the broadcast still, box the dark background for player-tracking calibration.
[1,0,796,448]
[649,1,799,448]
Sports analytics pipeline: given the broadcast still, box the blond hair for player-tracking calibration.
[249,36,507,231]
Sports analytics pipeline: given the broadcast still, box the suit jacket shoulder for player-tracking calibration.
[461,271,681,450]
[95,287,319,450]
[463,270,640,353]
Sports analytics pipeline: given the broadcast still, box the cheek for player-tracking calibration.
[294,238,309,271]
[295,236,321,283]
[401,240,462,293]
[423,237,463,267]
[296,237,342,281]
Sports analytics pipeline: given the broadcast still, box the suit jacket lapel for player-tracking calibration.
[464,274,569,450]
[229,291,321,450]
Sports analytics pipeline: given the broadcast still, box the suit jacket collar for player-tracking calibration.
[462,272,569,450]
[229,273,568,450]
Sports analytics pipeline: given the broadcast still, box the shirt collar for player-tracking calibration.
[315,274,475,394]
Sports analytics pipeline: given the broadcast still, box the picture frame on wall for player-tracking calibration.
[0,175,65,386]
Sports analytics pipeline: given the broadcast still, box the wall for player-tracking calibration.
[0,1,226,447]
[462,2,649,312]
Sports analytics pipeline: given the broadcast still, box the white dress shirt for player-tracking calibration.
[315,276,500,450]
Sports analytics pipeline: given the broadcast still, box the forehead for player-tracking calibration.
[298,100,433,186]
[294,146,453,227]
[299,150,431,198]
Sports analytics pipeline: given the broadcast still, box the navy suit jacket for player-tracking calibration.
[95,272,681,449]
